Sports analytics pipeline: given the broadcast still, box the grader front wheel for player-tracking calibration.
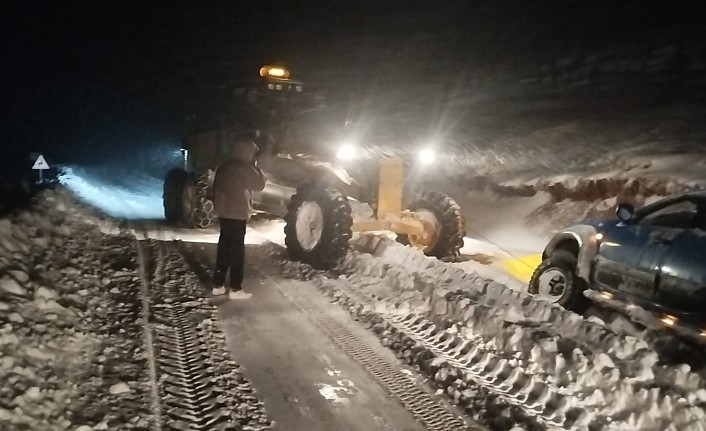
[399,190,465,260]
[284,185,353,270]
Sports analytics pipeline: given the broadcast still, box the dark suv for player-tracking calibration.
[529,192,706,339]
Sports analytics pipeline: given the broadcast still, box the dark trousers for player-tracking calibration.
[213,218,247,290]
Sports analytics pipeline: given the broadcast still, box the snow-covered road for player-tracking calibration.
[58,166,165,220]
[135,210,706,430]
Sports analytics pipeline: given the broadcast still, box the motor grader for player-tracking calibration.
[163,65,465,269]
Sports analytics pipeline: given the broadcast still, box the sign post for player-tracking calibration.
[32,154,50,183]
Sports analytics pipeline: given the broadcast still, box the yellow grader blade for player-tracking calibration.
[352,210,439,251]
[376,157,404,219]
[352,214,424,236]
[352,156,441,252]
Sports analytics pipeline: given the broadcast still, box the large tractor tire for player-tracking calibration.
[163,168,188,223]
[182,170,216,229]
[399,190,465,260]
[528,250,589,313]
[284,185,353,270]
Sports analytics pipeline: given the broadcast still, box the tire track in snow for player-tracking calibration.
[248,261,478,431]
[136,238,163,431]
[308,270,583,429]
[135,238,272,430]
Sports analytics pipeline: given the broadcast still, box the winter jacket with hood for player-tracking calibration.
[213,140,267,220]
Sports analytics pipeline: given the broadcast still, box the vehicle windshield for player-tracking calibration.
[633,194,706,230]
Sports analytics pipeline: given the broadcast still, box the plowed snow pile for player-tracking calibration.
[257,235,706,431]
[0,189,152,429]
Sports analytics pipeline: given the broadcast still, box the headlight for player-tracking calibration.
[336,144,357,160]
[418,147,436,165]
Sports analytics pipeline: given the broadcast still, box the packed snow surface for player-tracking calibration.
[134,217,286,245]
[58,166,164,219]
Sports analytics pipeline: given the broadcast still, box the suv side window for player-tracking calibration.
[691,203,706,232]
[639,200,698,229]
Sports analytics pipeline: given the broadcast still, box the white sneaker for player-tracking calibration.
[212,286,226,296]
[228,290,252,300]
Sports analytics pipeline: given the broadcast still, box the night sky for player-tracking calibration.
[3,1,439,164]
[3,2,290,167]
[2,1,704,178]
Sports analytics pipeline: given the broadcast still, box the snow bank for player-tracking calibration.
[0,188,151,429]
[1,187,275,429]
[343,235,706,430]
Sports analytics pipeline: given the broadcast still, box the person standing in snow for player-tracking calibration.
[212,137,267,299]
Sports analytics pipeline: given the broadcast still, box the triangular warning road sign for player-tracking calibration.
[32,155,50,170]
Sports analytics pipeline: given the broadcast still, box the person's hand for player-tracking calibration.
[255,152,272,169]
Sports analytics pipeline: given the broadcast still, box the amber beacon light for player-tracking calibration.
[259,65,290,79]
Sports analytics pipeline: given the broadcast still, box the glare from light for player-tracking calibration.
[418,147,436,165]
[180,148,189,169]
[336,144,357,160]
[660,315,677,327]
[598,291,613,301]
[594,233,604,241]
[58,166,165,220]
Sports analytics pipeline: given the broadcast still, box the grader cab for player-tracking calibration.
[163,65,466,269]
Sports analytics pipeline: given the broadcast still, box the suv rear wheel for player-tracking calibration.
[528,250,588,313]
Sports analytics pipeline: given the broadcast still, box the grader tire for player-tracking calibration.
[284,185,353,270]
[182,170,215,229]
[163,168,188,223]
[401,190,465,261]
